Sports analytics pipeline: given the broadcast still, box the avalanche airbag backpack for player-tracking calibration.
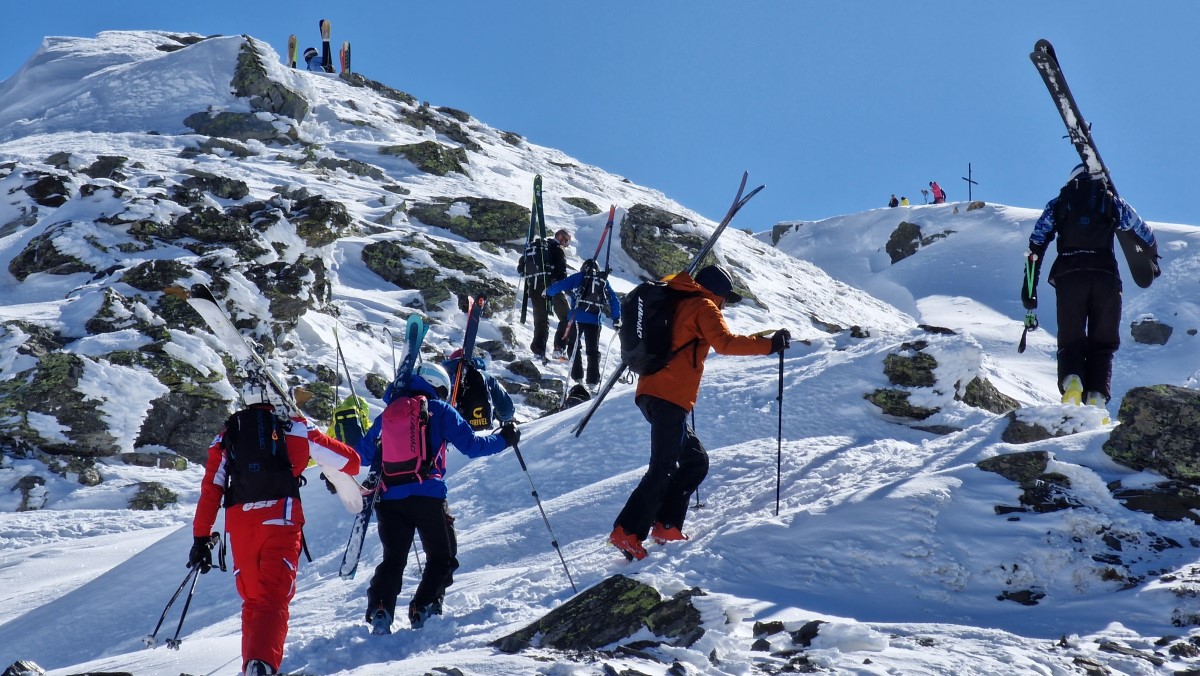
[1053,174,1117,250]
[221,407,298,507]
[380,393,438,485]
[619,281,697,376]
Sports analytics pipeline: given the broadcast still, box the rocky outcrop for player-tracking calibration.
[885,221,954,264]
[493,575,705,653]
[1103,385,1200,482]
[380,141,468,176]
[1130,317,1173,346]
[409,197,527,242]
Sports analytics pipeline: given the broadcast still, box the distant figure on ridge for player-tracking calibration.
[888,194,899,208]
[929,181,946,204]
[899,196,910,206]
[1022,163,1157,410]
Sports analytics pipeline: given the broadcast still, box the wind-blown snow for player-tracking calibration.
[0,29,1199,676]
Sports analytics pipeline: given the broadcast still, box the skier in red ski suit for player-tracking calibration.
[190,378,360,676]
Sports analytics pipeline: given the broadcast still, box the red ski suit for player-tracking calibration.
[193,407,360,673]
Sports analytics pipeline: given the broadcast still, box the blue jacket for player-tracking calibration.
[441,356,515,425]
[355,375,507,500]
[1030,192,1155,283]
[547,271,621,326]
[305,55,326,72]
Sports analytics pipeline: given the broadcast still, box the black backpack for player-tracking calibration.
[619,281,699,376]
[575,261,609,315]
[221,407,299,507]
[1053,174,1117,249]
[453,360,494,430]
[519,239,549,287]
[562,383,591,409]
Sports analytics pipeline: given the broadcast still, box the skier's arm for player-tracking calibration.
[193,435,228,537]
[606,282,621,321]
[694,300,772,357]
[486,373,515,423]
[434,400,507,458]
[303,419,362,476]
[1029,198,1059,252]
[354,417,383,470]
[546,272,580,297]
[1114,196,1156,246]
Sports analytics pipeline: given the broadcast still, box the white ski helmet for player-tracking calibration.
[415,362,452,400]
[241,376,272,406]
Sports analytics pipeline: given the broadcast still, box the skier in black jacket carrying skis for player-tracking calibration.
[1022,163,1156,409]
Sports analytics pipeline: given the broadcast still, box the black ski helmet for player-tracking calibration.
[304,47,318,61]
[693,265,742,304]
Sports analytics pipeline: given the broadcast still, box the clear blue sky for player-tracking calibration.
[9,2,1200,231]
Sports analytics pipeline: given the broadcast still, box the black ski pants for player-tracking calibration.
[529,283,570,357]
[614,395,709,541]
[367,497,458,621]
[1054,270,1122,401]
[568,322,602,385]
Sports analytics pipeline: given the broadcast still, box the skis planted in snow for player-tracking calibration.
[287,34,298,68]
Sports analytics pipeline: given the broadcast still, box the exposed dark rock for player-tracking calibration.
[864,389,937,420]
[978,451,1078,514]
[620,204,707,280]
[120,260,191,292]
[184,111,296,143]
[121,450,188,470]
[789,620,826,647]
[129,481,178,510]
[135,391,231,464]
[959,377,1019,414]
[244,256,329,331]
[883,350,937,387]
[81,155,128,180]
[1130,318,1173,346]
[315,156,386,181]
[884,221,954,264]
[966,201,986,211]
[1000,411,1078,445]
[231,39,308,122]
[23,173,70,207]
[918,324,957,335]
[365,372,389,399]
[399,104,480,151]
[1111,481,1200,524]
[997,589,1044,606]
[181,170,249,200]
[380,141,468,176]
[290,194,351,247]
[564,197,602,215]
[8,225,96,280]
[493,575,704,653]
[770,222,801,246]
[409,197,527,242]
[2,658,46,675]
[174,205,256,243]
[12,475,47,512]
[341,72,417,105]
[361,237,514,311]
[1103,385,1200,482]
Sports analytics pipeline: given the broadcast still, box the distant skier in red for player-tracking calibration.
[929,181,946,204]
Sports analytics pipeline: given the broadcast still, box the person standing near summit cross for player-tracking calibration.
[929,181,946,204]
[608,265,791,561]
[1022,163,1156,409]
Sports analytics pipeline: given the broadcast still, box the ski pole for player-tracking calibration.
[412,541,424,575]
[511,443,577,593]
[1018,256,1039,354]
[144,566,198,648]
[775,349,785,517]
[690,410,703,509]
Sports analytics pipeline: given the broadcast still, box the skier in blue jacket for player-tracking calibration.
[1023,163,1157,407]
[303,47,325,72]
[355,363,518,633]
[547,259,621,386]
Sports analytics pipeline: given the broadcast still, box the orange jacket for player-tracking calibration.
[193,409,361,537]
[635,272,772,411]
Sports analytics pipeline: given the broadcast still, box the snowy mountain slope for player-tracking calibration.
[1,30,1200,676]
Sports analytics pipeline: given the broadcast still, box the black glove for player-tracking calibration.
[320,472,338,494]
[769,329,791,355]
[188,535,213,574]
[1021,252,1041,310]
[498,422,521,449]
